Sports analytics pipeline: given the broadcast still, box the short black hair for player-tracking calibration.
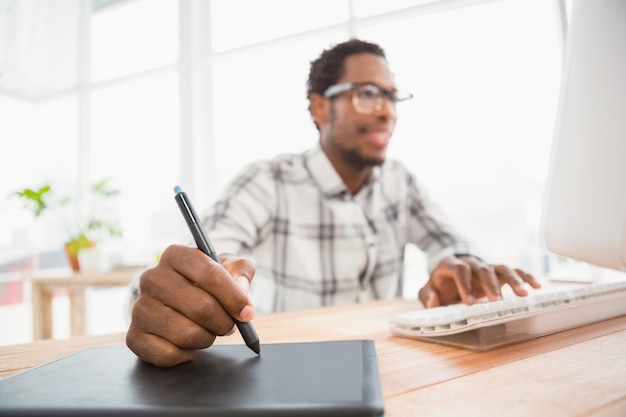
[307,38,387,99]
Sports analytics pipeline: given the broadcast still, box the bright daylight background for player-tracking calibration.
[0,0,590,345]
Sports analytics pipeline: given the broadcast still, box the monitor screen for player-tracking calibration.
[541,0,626,272]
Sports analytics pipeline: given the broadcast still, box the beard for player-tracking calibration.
[328,106,387,169]
[339,142,385,168]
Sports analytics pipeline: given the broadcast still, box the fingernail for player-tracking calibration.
[236,275,249,292]
[239,305,255,321]
[427,293,437,308]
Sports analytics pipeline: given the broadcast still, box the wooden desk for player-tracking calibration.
[29,268,142,340]
[2,299,625,416]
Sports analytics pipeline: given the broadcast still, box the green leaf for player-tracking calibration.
[92,178,121,197]
[12,185,51,217]
[66,234,94,256]
[11,179,123,244]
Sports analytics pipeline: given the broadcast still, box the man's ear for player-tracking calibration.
[309,93,328,129]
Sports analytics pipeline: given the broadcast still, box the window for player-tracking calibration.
[1,0,182,345]
[210,0,349,52]
[90,71,180,263]
[0,96,79,251]
[353,0,441,18]
[0,0,566,274]
[358,0,562,270]
[0,0,568,344]
[91,0,178,82]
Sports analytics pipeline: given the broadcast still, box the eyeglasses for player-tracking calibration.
[323,82,413,115]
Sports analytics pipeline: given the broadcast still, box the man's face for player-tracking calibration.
[321,53,398,169]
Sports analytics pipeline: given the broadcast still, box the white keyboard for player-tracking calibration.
[389,280,626,351]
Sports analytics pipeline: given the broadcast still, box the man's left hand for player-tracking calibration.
[418,255,542,308]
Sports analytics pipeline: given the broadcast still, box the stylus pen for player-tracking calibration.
[173,185,260,355]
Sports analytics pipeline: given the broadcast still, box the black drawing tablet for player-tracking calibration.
[0,340,384,416]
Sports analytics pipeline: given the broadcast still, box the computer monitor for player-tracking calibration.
[541,0,626,272]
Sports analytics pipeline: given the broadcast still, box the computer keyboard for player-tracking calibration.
[389,280,626,351]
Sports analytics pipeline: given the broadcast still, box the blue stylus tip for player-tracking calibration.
[174,185,182,194]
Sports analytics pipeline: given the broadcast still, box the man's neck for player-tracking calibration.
[319,140,376,195]
[341,167,372,195]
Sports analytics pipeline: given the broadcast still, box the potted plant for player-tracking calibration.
[11,178,123,272]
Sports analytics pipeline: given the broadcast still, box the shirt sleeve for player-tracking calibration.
[201,161,275,255]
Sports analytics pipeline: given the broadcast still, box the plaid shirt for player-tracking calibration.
[202,144,474,314]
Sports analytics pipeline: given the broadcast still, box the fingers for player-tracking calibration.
[139,267,237,336]
[490,265,542,297]
[421,255,542,308]
[126,294,219,367]
[126,244,258,367]
[425,256,475,306]
[126,329,196,368]
[515,268,542,289]
[219,253,255,293]
[159,245,255,322]
[463,258,544,301]
[446,259,475,304]
[465,257,502,302]
[418,285,441,308]
[493,264,528,297]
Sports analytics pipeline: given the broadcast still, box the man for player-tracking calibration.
[126,39,541,367]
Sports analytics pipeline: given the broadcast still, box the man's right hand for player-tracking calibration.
[125,244,256,367]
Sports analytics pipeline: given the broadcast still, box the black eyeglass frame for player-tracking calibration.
[323,82,413,114]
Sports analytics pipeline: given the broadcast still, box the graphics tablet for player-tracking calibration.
[0,340,384,417]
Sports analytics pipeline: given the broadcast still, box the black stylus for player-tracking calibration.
[173,185,260,355]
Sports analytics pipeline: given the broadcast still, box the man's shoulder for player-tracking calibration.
[243,151,306,171]
[235,149,311,184]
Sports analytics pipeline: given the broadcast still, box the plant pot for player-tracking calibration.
[64,243,80,273]
[64,241,96,273]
